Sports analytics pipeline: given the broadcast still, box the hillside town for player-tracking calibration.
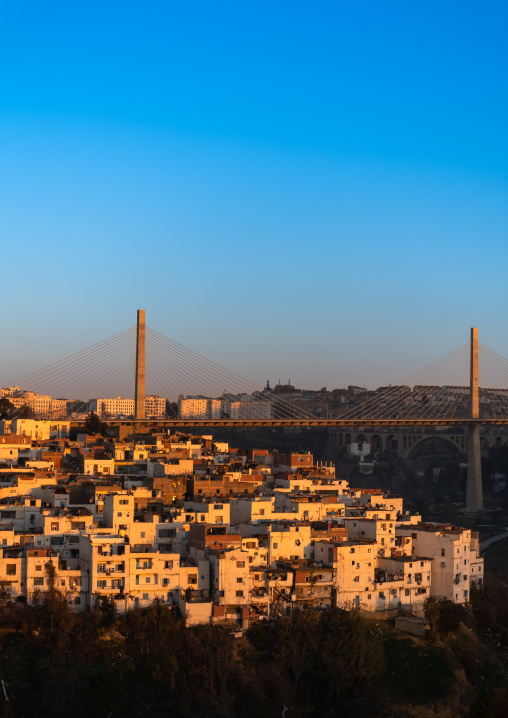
[0,415,484,628]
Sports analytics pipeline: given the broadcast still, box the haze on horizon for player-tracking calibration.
[1,1,507,393]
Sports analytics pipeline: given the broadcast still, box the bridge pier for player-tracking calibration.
[135,309,146,421]
[465,327,483,512]
[466,425,483,511]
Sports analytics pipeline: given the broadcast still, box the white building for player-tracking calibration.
[145,395,166,419]
[396,523,482,603]
[179,397,208,420]
[89,397,135,418]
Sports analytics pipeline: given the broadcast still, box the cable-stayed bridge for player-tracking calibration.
[3,310,508,512]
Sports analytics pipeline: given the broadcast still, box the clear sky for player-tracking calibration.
[1,1,507,391]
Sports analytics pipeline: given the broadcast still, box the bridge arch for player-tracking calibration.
[406,435,464,460]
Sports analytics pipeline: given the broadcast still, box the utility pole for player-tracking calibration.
[466,327,483,511]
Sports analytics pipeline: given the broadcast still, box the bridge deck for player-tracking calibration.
[70,418,508,429]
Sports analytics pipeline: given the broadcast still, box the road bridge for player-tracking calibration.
[6,312,508,512]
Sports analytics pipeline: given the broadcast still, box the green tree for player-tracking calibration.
[424,596,441,633]
[0,396,14,419]
[84,411,109,437]
[17,404,33,419]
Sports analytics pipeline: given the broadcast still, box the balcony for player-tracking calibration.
[135,560,153,571]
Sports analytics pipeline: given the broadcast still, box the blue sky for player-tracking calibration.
[1,1,507,390]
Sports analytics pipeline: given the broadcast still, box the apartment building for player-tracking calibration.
[0,428,486,626]
[396,523,483,603]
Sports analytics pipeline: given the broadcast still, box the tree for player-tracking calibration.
[17,404,33,419]
[84,411,109,437]
[0,396,15,420]
[424,596,441,634]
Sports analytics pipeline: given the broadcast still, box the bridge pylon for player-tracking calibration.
[135,309,146,421]
[465,327,483,511]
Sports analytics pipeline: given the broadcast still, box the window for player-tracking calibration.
[441,548,445,557]
[34,577,44,586]
[236,561,245,568]
[273,543,278,549]
[145,577,151,583]
[405,589,410,596]
[236,590,244,597]
[159,529,175,538]
[440,562,446,568]
[97,580,106,588]
[259,509,265,516]
[350,548,355,554]
[119,499,129,505]
[188,575,197,585]
[164,561,173,569]
[237,577,244,584]
[143,593,149,600]
[35,564,42,572]
[6,564,16,576]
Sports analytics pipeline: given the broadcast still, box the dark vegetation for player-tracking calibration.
[0,578,508,717]
[83,410,109,437]
[0,399,32,420]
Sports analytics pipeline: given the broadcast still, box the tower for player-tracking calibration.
[465,327,483,511]
[135,309,146,422]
